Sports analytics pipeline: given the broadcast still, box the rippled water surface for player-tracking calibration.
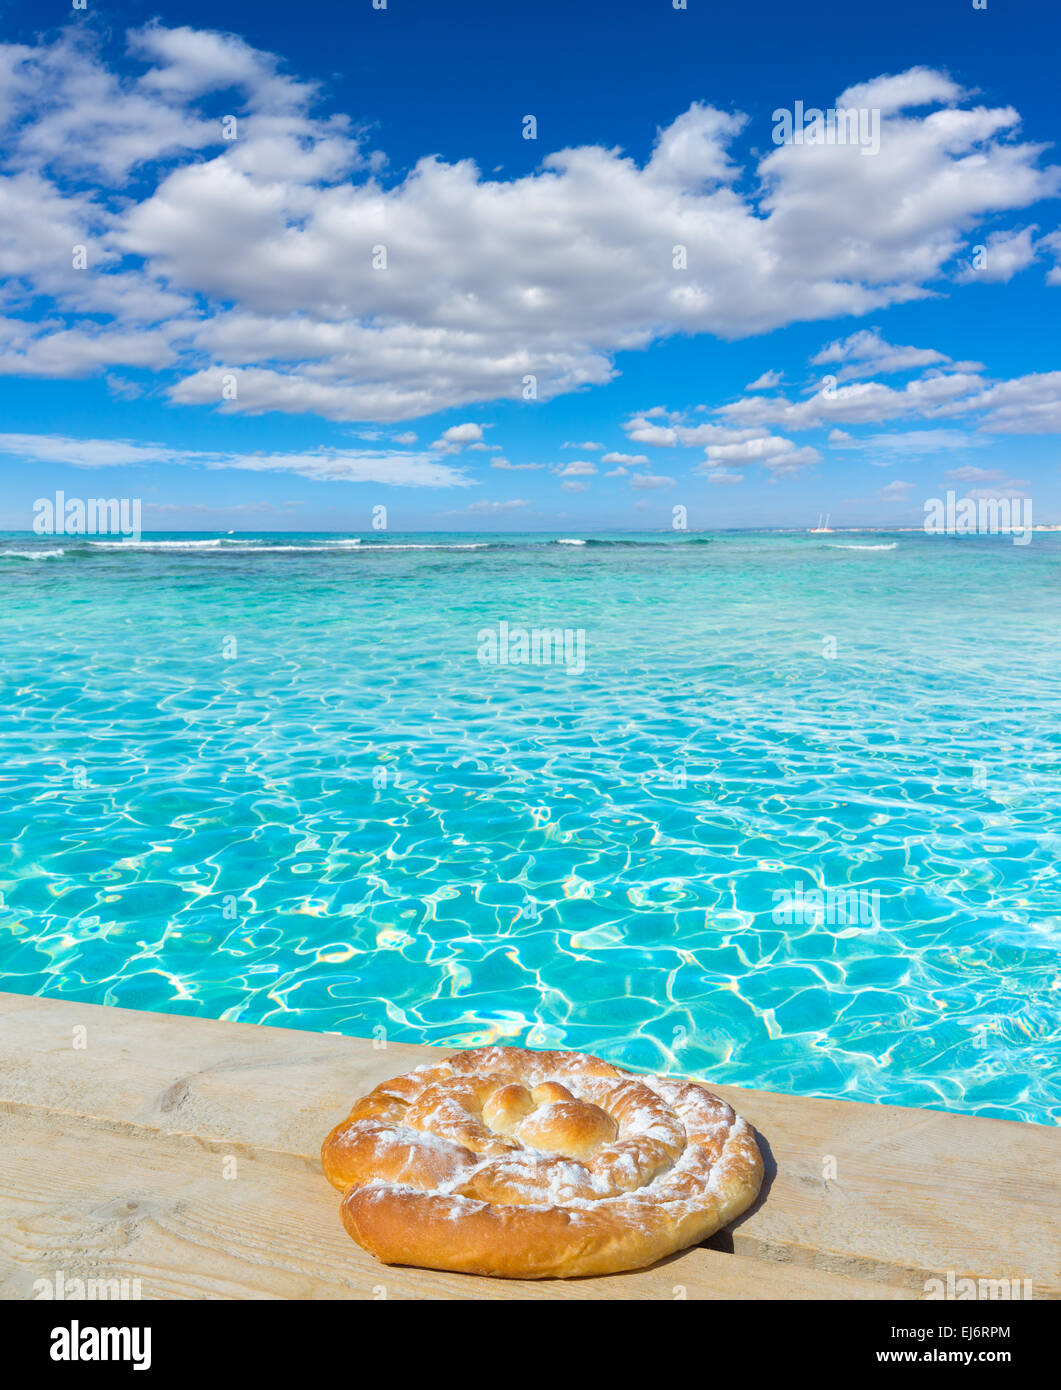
[2,530,1059,1123]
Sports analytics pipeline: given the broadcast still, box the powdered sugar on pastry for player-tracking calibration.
[321,1045,764,1278]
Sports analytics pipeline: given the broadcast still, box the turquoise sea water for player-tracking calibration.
[1,529,1059,1124]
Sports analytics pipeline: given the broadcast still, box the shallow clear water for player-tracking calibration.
[2,529,1059,1123]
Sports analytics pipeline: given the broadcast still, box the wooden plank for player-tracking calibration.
[0,1102,907,1301]
[705,1090,1061,1296]
[1,991,1057,1298]
[0,990,441,1151]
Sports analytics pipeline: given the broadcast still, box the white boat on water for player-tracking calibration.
[810,513,834,533]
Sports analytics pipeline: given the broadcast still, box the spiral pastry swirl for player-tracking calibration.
[322,1046,763,1278]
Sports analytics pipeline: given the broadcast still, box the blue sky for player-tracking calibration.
[0,0,1059,531]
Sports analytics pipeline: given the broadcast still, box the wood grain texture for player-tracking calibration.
[0,1103,905,1301]
[1,991,1056,1300]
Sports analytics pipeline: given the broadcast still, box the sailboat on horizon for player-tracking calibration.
[810,513,834,533]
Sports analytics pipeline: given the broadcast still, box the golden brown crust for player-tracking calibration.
[321,1045,764,1278]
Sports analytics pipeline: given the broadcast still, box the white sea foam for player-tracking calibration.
[90,538,222,549]
[84,537,486,554]
[230,543,371,552]
[555,538,586,546]
[827,542,898,551]
[222,537,359,546]
[1,547,65,559]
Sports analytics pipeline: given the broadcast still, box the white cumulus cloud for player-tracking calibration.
[0,28,1056,425]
